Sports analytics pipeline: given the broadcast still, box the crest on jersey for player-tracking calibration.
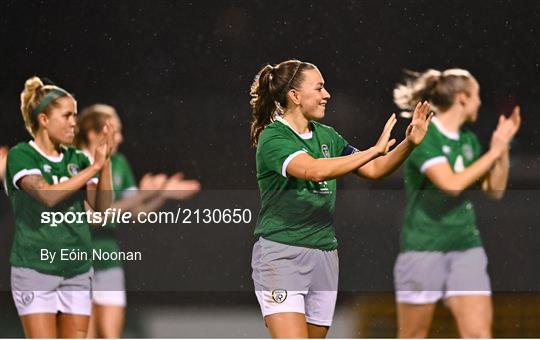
[462,144,474,161]
[43,164,52,173]
[21,292,34,306]
[271,289,287,304]
[67,163,79,176]
[321,144,330,158]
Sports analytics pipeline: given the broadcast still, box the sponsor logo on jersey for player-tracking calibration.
[442,145,451,154]
[43,164,52,173]
[453,155,465,173]
[67,163,80,176]
[462,144,474,161]
[271,289,287,304]
[321,144,330,158]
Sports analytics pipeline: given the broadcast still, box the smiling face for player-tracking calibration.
[39,96,77,145]
[290,68,331,120]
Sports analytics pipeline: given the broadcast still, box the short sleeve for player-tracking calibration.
[329,127,350,156]
[257,128,306,177]
[408,132,448,173]
[115,154,138,198]
[6,146,41,191]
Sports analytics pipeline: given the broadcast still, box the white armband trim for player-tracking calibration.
[87,178,99,185]
[121,186,139,199]
[420,156,448,173]
[282,150,307,177]
[13,169,42,189]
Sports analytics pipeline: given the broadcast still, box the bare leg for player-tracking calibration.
[446,295,492,338]
[307,323,329,338]
[265,312,309,338]
[396,303,436,338]
[91,303,125,338]
[20,313,57,338]
[57,313,89,338]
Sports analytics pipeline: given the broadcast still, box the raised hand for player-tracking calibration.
[0,146,9,180]
[490,106,522,156]
[506,105,521,138]
[374,113,397,156]
[162,172,201,200]
[405,101,433,145]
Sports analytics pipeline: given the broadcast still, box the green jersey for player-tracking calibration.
[254,118,349,251]
[92,152,137,270]
[402,117,483,252]
[5,141,95,277]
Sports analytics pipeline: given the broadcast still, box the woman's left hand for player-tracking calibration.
[405,101,432,146]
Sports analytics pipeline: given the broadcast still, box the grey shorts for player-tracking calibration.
[251,237,339,326]
[92,266,126,306]
[394,247,491,304]
[11,266,93,316]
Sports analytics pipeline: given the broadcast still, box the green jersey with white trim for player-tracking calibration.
[5,141,94,277]
[402,117,483,252]
[92,153,137,270]
[254,118,348,251]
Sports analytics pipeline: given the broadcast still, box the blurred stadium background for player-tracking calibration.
[1,1,538,337]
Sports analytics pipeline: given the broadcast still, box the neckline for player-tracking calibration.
[275,116,313,140]
[431,116,460,141]
[29,140,64,163]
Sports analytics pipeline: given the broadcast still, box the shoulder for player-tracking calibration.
[258,121,290,144]
[8,142,33,156]
[7,142,36,163]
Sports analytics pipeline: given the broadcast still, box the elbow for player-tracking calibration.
[485,189,505,201]
[438,183,465,197]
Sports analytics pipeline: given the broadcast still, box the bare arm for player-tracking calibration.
[358,101,432,180]
[481,106,521,200]
[424,149,502,197]
[86,121,115,212]
[19,163,100,208]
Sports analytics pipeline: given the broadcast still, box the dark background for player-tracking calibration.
[0,0,539,337]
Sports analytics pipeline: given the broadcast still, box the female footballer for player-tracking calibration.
[392,69,521,338]
[75,104,200,338]
[5,77,113,337]
[249,59,432,338]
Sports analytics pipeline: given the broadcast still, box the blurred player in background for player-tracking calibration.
[75,103,200,338]
[5,77,113,337]
[393,69,521,338]
[249,59,432,338]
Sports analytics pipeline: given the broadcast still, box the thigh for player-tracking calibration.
[58,313,90,338]
[265,312,309,338]
[446,295,492,338]
[307,323,329,338]
[396,302,436,338]
[20,313,57,338]
[93,304,126,338]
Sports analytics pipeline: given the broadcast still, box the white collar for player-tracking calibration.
[276,116,313,140]
[29,140,64,163]
[431,116,460,140]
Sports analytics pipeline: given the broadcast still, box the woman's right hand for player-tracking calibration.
[373,113,397,156]
[93,123,112,170]
[489,106,521,156]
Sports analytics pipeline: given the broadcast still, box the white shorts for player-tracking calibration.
[11,266,93,316]
[394,247,491,304]
[252,237,339,327]
[92,266,126,306]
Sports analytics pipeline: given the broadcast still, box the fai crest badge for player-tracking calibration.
[271,289,287,304]
[67,163,80,176]
[462,144,474,161]
[21,292,34,306]
[321,144,330,158]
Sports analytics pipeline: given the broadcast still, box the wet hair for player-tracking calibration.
[20,76,74,137]
[249,59,316,147]
[74,103,118,148]
[393,68,475,117]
